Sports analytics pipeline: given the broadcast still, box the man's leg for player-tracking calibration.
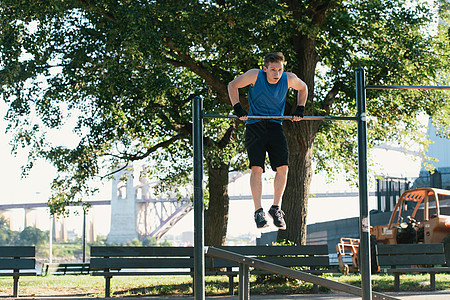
[250,166,264,210]
[268,165,288,230]
[250,166,268,228]
[273,165,288,206]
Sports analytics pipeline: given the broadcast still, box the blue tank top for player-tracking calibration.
[247,69,288,125]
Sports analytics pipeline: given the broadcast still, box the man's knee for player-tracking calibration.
[276,165,289,176]
[251,166,264,177]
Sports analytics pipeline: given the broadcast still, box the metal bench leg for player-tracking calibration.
[13,275,19,297]
[239,263,249,300]
[394,273,400,291]
[105,276,112,298]
[430,273,436,291]
[312,283,319,294]
[228,274,235,295]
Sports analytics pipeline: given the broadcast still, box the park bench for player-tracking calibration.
[90,245,335,298]
[90,246,226,297]
[218,245,337,294]
[0,246,36,297]
[376,243,450,291]
[41,262,90,276]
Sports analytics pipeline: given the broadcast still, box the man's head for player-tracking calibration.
[264,52,285,67]
[263,52,285,84]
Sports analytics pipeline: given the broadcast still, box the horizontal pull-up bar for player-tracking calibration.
[203,114,358,121]
[366,85,450,90]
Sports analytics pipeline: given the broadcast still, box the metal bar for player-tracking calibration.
[193,96,205,300]
[238,263,249,300]
[366,85,450,90]
[356,68,372,300]
[206,247,399,300]
[13,275,18,297]
[203,114,358,121]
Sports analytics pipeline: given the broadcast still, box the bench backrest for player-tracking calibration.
[90,246,195,270]
[42,263,90,275]
[0,246,36,270]
[376,243,446,267]
[90,245,330,270]
[218,245,330,267]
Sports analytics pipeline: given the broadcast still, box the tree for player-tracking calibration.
[0,216,17,245]
[17,226,48,247]
[1,0,448,246]
[0,0,268,246]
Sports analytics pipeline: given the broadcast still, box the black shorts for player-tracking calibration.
[244,121,289,172]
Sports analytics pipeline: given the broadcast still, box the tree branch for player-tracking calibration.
[100,162,129,179]
[321,82,342,115]
[217,124,236,149]
[128,133,186,161]
[162,43,229,105]
[75,0,116,22]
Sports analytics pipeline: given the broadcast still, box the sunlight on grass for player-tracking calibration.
[1,273,450,297]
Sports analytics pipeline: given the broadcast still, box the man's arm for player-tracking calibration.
[228,69,259,120]
[287,72,308,121]
[287,72,308,106]
[228,69,259,105]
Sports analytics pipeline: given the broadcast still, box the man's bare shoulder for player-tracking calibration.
[244,68,260,76]
[230,68,260,88]
[286,72,299,79]
[286,72,306,89]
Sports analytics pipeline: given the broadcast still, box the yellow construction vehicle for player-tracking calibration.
[337,187,450,273]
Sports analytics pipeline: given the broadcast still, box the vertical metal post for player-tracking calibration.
[238,263,250,300]
[82,209,86,263]
[193,96,205,300]
[49,214,53,264]
[356,67,372,300]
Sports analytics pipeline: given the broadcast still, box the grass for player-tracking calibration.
[1,273,450,298]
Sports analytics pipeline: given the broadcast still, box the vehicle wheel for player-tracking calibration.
[442,234,450,266]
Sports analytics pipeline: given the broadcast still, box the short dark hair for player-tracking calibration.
[264,52,285,66]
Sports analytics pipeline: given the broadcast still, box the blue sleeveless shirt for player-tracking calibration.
[247,69,288,125]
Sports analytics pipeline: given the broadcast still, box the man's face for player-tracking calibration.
[263,61,284,84]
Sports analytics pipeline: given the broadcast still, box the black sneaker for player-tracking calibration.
[254,208,269,229]
[268,206,286,230]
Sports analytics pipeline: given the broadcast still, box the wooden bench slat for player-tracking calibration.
[0,272,36,276]
[42,263,90,275]
[218,245,329,256]
[387,267,450,273]
[0,247,35,257]
[90,246,194,257]
[90,255,329,269]
[92,271,194,276]
[206,256,328,268]
[90,257,194,269]
[0,259,35,269]
[257,256,329,266]
[378,254,446,266]
[376,243,444,255]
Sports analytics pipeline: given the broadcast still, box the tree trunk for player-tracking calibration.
[276,24,323,244]
[277,120,321,244]
[205,162,230,246]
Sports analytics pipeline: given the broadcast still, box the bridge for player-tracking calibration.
[0,186,373,244]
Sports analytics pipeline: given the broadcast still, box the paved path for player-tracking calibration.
[15,290,450,300]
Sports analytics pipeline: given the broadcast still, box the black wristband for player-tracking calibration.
[292,105,305,118]
[233,103,248,118]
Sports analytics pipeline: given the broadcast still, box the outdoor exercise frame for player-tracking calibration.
[192,67,450,300]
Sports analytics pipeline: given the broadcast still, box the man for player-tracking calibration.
[228,52,308,230]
